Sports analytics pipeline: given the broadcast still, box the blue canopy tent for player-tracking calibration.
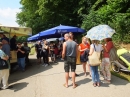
[27,34,39,41]
[39,25,85,38]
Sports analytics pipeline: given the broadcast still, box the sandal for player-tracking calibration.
[97,83,100,87]
[63,83,68,88]
[73,84,78,89]
[93,83,97,87]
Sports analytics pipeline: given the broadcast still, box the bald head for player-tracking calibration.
[64,33,71,41]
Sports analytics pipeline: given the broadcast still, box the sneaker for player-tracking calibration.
[22,69,25,72]
[44,64,48,67]
[61,58,64,60]
[1,86,8,90]
[1,86,13,90]
[42,63,45,66]
[102,80,110,83]
[54,61,58,63]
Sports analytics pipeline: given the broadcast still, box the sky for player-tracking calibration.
[0,0,21,26]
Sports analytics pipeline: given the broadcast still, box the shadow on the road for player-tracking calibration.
[9,58,53,84]
[111,76,129,86]
[78,72,90,76]
[76,78,91,86]
[100,75,129,87]
[56,58,64,62]
[100,82,110,87]
[9,82,29,92]
[78,72,84,76]
[78,72,130,87]
[49,62,59,65]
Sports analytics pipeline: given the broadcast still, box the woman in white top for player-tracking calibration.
[89,40,103,87]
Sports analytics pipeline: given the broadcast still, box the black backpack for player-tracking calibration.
[0,58,8,70]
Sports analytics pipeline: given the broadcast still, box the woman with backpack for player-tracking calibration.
[101,38,114,83]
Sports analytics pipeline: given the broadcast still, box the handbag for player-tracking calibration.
[0,57,9,70]
[88,44,101,66]
[76,50,81,65]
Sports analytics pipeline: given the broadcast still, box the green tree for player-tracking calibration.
[16,0,44,34]
[17,0,97,36]
[82,0,130,43]
[37,0,81,27]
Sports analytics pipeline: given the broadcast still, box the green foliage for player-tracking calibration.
[16,0,44,34]
[17,0,130,43]
[17,0,88,35]
[82,0,130,43]
[16,36,28,42]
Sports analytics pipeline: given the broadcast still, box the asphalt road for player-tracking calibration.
[0,54,130,97]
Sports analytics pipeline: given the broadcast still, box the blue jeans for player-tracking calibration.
[17,57,25,70]
[90,66,100,83]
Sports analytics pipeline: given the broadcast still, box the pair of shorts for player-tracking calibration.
[80,55,87,63]
[64,56,76,72]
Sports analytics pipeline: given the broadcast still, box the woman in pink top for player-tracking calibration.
[101,38,113,83]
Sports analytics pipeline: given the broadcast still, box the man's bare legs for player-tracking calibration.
[71,72,76,87]
[65,72,69,87]
[65,72,77,88]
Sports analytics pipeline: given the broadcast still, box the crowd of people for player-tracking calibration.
[35,39,63,66]
[0,32,114,90]
[61,32,113,88]
[34,32,114,88]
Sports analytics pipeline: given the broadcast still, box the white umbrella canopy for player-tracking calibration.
[86,24,116,40]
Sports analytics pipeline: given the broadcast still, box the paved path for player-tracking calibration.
[0,55,130,97]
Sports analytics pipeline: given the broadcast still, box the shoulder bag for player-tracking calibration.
[0,58,9,70]
[88,44,101,66]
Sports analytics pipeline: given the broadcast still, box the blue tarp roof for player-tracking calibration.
[27,25,86,41]
[27,34,39,41]
[39,25,85,37]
